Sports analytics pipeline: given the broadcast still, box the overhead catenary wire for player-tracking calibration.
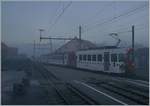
[107,6,149,27]
[47,2,63,33]
[89,25,147,47]
[40,1,72,53]
[84,4,147,33]
[82,4,148,34]
[110,24,148,34]
[83,2,114,26]
[111,26,147,47]
[48,1,72,33]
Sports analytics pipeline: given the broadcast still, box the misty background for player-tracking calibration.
[2,1,149,57]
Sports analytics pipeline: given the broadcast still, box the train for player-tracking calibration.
[41,46,135,74]
[76,46,134,73]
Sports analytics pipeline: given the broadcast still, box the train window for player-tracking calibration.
[111,54,117,62]
[98,54,102,61]
[83,55,87,61]
[118,53,124,62]
[88,55,91,61]
[104,52,109,62]
[79,55,82,61]
[92,55,96,61]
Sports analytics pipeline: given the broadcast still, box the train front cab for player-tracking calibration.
[104,48,135,74]
[104,50,126,73]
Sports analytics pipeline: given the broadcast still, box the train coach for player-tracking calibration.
[76,46,134,73]
[41,46,135,74]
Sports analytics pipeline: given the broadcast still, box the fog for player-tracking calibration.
[2,1,149,56]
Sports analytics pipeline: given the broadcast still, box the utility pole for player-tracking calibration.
[33,40,35,60]
[38,29,44,62]
[79,25,81,40]
[132,25,135,63]
[39,29,45,42]
[49,36,53,53]
[79,25,82,49]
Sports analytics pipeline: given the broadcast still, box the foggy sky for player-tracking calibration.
[2,1,149,47]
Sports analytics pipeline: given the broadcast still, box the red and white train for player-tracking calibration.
[42,46,135,74]
[76,46,134,73]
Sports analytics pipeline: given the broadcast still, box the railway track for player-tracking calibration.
[33,62,99,105]
[30,62,149,105]
[86,78,149,105]
[100,83,148,104]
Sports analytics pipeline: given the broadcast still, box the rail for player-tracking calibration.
[33,61,99,105]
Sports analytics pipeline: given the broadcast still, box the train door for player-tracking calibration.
[104,52,110,71]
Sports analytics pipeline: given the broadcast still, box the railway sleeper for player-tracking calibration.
[40,84,66,105]
[54,86,70,105]
[57,85,87,104]
[111,79,149,92]
[54,83,97,105]
[107,82,149,98]
[66,83,99,105]
[100,84,148,105]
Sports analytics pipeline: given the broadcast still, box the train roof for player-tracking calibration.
[78,46,124,51]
